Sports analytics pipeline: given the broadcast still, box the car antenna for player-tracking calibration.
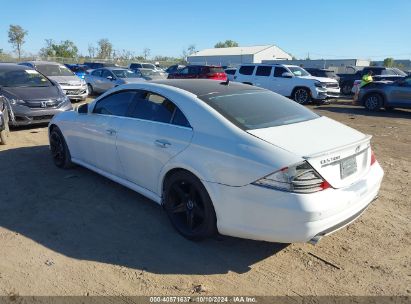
[220,78,229,86]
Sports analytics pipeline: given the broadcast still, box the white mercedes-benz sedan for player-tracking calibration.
[48,79,384,243]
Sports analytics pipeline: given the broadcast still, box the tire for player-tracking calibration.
[0,111,10,145]
[341,82,352,95]
[87,84,94,96]
[49,127,74,169]
[163,171,217,241]
[293,87,311,104]
[364,93,383,111]
[242,82,253,86]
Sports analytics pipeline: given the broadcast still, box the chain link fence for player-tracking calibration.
[1,55,183,68]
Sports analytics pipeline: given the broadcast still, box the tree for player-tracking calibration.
[88,44,96,58]
[214,40,238,48]
[383,57,395,67]
[143,48,151,60]
[8,24,28,59]
[181,44,197,63]
[39,39,78,58]
[97,39,113,59]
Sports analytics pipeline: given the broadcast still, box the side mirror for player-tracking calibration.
[107,75,114,81]
[282,72,293,78]
[78,103,88,114]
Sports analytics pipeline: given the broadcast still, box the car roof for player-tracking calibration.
[151,79,264,97]
[0,63,35,71]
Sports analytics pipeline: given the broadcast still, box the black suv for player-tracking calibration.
[305,68,340,81]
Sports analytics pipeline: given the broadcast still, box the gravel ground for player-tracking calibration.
[0,99,409,296]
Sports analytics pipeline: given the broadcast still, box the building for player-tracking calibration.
[187,45,292,66]
[261,59,371,73]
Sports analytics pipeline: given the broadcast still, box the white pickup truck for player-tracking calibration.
[233,64,340,104]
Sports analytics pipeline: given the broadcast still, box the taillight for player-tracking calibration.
[252,161,331,194]
[370,149,377,165]
[206,73,227,80]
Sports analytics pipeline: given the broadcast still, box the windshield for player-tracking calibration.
[202,90,319,130]
[112,69,141,78]
[0,69,51,87]
[36,64,75,77]
[287,66,310,77]
[139,69,161,77]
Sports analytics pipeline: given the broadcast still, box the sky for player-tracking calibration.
[1,0,410,60]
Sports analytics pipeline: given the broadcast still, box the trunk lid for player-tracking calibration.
[248,116,372,188]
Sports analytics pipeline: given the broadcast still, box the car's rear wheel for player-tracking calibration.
[364,93,383,111]
[293,88,311,104]
[87,84,94,96]
[164,171,217,241]
[49,127,74,169]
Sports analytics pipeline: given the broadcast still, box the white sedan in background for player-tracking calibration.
[48,80,384,243]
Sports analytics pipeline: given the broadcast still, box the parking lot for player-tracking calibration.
[0,99,409,296]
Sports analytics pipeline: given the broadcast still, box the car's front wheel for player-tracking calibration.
[49,127,74,169]
[293,88,311,104]
[163,171,217,241]
[87,84,94,96]
[364,93,383,111]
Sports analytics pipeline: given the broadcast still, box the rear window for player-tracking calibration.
[201,90,319,130]
[208,67,224,74]
[239,66,255,75]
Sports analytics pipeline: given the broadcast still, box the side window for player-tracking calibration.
[180,67,189,75]
[239,66,255,75]
[255,66,272,76]
[91,69,102,77]
[188,66,200,74]
[274,67,288,77]
[93,91,136,116]
[129,92,175,123]
[172,108,191,128]
[101,69,113,78]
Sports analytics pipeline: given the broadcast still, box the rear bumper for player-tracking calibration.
[205,162,384,243]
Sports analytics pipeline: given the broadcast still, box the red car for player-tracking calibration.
[168,65,227,81]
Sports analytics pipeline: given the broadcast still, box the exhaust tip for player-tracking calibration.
[308,235,322,245]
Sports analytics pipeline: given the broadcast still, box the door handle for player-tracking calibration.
[155,139,171,148]
[106,129,116,135]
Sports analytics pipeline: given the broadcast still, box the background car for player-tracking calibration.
[165,64,185,75]
[48,79,383,244]
[129,62,157,70]
[0,95,10,144]
[338,66,406,95]
[19,61,88,101]
[85,67,145,94]
[0,63,72,126]
[305,68,340,82]
[167,65,227,81]
[224,68,237,81]
[132,68,167,80]
[65,64,89,79]
[233,64,340,104]
[83,62,117,70]
[358,76,411,111]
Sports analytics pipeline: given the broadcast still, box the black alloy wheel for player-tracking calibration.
[164,171,216,240]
